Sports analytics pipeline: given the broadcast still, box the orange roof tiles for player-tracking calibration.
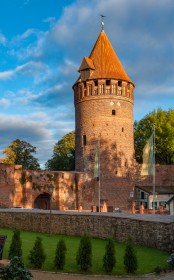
[88,30,133,84]
[78,56,95,71]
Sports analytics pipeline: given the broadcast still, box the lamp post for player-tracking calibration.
[47,184,54,236]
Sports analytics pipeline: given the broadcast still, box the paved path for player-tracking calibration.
[31,271,174,280]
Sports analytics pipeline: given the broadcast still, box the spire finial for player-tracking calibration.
[100,14,106,31]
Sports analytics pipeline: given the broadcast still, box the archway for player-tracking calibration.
[34,193,50,210]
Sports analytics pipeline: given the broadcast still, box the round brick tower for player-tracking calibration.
[73,28,135,211]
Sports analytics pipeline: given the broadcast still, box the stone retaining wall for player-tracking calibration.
[0,210,173,252]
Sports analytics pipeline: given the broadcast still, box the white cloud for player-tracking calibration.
[0,61,50,84]
[0,98,11,108]
[0,32,7,46]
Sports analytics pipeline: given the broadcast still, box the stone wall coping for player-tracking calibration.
[0,208,173,224]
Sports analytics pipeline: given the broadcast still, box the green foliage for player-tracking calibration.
[8,229,22,260]
[19,172,26,186]
[45,131,75,171]
[28,237,46,269]
[134,108,174,164]
[76,232,92,272]
[1,139,40,170]
[124,237,138,273]
[103,238,116,273]
[54,239,67,270]
[154,265,162,274]
[1,228,169,275]
[0,256,33,280]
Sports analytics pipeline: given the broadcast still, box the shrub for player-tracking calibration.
[0,256,33,280]
[28,236,46,269]
[103,238,116,273]
[154,265,162,274]
[76,232,92,272]
[8,228,22,259]
[54,239,67,270]
[167,253,174,270]
[124,237,138,273]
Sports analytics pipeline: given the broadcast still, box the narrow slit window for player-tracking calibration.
[122,127,124,132]
[118,81,122,87]
[83,135,86,146]
[112,110,116,115]
[94,80,98,86]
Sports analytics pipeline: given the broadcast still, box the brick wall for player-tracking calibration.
[0,209,173,252]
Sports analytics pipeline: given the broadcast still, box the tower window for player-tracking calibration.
[112,110,116,115]
[112,84,116,94]
[106,79,110,86]
[100,84,104,94]
[88,84,92,95]
[83,81,86,88]
[118,81,122,87]
[83,135,86,146]
[94,80,98,86]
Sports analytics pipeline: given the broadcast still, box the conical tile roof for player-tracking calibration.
[88,30,133,84]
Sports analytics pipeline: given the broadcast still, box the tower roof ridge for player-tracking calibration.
[88,30,134,84]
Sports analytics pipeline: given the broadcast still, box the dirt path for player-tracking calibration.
[31,271,156,280]
[31,271,174,280]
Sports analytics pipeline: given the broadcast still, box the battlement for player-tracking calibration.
[74,79,134,104]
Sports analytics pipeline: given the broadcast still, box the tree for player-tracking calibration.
[76,232,92,272]
[28,237,46,269]
[124,237,138,273]
[54,239,67,270]
[134,108,174,164]
[45,131,75,171]
[0,256,33,280]
[1,139,40,170]
[8,229,22,260]
[103,238,116,273]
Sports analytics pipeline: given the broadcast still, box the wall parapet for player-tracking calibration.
[0,209,173,252]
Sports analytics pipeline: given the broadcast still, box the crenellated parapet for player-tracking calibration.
[74,79,134,104]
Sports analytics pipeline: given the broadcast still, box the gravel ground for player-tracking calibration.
[31,271,156,280]
[31,271,174,280]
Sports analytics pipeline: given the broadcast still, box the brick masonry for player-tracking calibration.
[0,162,174,212]
[0,209,173,252]
[0,30,174,213]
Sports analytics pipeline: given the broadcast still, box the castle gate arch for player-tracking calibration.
[34,193,50,210]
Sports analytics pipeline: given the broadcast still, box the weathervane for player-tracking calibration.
[100,14,106,30]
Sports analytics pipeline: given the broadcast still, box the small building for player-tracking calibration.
[167,196,174,215]
[135,185,174,212]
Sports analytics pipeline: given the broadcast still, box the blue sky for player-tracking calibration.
[0,0,174,167]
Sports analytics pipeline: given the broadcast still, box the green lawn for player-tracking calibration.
[0,228,169,275]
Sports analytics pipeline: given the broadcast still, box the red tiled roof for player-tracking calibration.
[78,56,95,71]
[88,30,133,84]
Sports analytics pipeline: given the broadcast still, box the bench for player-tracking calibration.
[0,236,7,260]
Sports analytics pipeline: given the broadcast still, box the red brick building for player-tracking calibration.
[0,27,174,213]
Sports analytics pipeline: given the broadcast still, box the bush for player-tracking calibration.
[0,256,33,280]
[167,253,174,271]
[54,239,67,270]
[103,238,116,273]
[28,237,46,269]
[154,265,162,274]
[8,228,22,259]
[76,232,92,272]
[124,237,138,273]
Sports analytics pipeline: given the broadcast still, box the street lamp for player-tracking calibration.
[47,184,54,235]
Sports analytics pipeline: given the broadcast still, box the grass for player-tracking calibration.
[0,228,169,275]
